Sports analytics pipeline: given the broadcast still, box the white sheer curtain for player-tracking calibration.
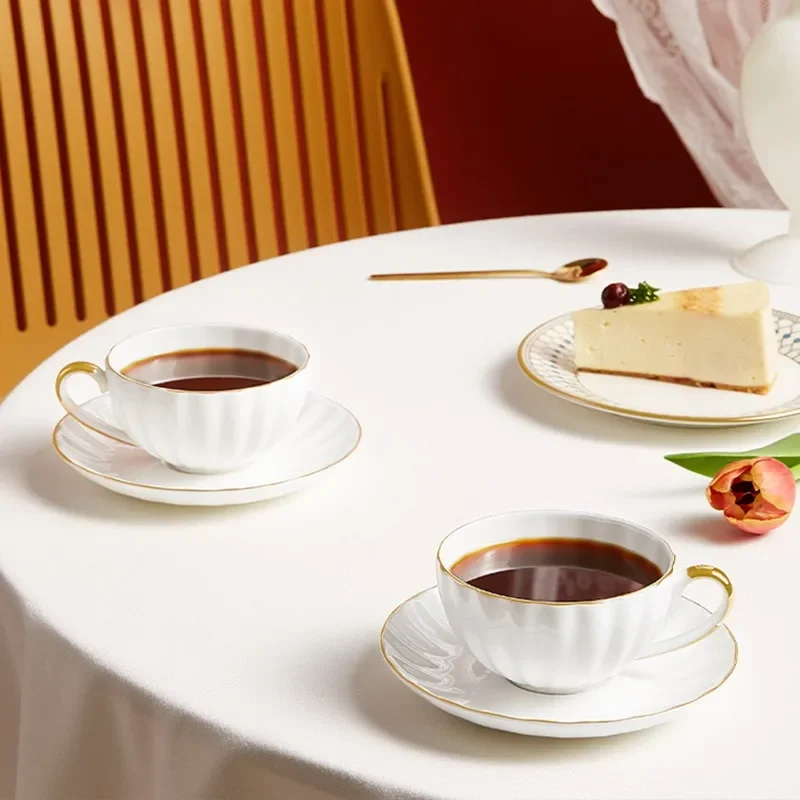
[593,0,790,208]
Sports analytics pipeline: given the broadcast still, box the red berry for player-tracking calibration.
[601,282,630,309]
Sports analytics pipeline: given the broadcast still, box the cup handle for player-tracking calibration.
[638,565,734,659]
[55,361,135,445]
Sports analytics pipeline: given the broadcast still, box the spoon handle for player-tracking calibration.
[368,269,548,281]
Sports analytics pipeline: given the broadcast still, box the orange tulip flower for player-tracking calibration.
[706,457,795,534]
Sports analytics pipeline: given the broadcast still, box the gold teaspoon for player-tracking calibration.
[368,258,608,283]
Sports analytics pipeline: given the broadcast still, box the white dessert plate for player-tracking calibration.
[53,392,361,506]
[380,587,737,739]
[517,308,800,427]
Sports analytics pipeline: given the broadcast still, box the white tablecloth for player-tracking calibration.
[2,210,799,800]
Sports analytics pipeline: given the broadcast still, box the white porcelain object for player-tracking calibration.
[734,0,800,285]
[52,392,359,506]
[436,511,733,695]
[381,587,737,738]
[518,308,800,427]
[55,324,310,474]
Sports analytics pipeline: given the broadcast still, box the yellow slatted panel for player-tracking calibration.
[0,0,47,335]
[197,0,251,270]
[138,0,193,291]
[108,0,164,301]
[49,0,106,321]
[292,0,338,246]
[79,1,135,312]
[166,0,223,280]
[320,0,368,240]
[0,0,437,397]
[260,0,309,253]
[228,0,279,260]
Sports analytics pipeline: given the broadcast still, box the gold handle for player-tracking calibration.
[640,563,734,658]
[687,564,734,599]
[368,269,548,281]
[55,361,105,397]
[54,360,133,444]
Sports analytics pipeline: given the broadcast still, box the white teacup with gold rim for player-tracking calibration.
[56,324,311,474]
[436,510,733,695]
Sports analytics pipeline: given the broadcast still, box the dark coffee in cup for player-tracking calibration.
[124,348,297,391]
[451,538,662,602]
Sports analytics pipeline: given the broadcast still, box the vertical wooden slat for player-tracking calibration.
[165,1,222,279]
[251,0,288,256]
[292,0,338,246]
[16,0,70,324]
[0,101,19,337]
[49,0,105,321]
[0,0,48,332]
[314,0,346,242]
[350,0,394,234]
[383,0,439,229]
[283,0,317,247]
[198,0,251,270]
[220,0,258,265]
[188,0,229,273]
[139,0,193,290]
[107,0,164,300]
[320,0,367,240]
[228,0,280,260]
[191,1,233,273]
[39,0,86,321]
[260,0,309,252]
[79,1,135,311]
[69,0,116,316]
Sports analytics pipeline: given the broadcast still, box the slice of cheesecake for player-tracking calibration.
[572,281,777,394]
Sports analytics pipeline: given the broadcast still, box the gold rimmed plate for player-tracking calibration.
[380,587,737,738]
[52,392,361,506]
[517,309,800,428]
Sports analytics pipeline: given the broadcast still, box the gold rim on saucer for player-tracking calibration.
[517,308,800,425]
[379,587,738,727]
[51,399,362,494]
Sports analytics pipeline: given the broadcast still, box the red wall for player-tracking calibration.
[396,0,718,224]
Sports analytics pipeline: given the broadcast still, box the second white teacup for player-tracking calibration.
[56,324,310,474]
[437,510,733,694]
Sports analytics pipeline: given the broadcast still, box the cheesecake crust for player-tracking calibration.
[577,367,771,395]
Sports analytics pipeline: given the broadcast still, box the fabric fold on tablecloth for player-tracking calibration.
[0,573,357,800]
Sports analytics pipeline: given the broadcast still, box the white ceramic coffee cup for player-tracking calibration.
[437,510,733,694]
[55,324,310,474]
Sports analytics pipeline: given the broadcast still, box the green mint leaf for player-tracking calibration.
[628,281,660,305]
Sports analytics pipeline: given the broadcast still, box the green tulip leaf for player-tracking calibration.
[665,434,800,479]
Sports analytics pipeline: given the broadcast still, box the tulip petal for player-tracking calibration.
[723,504,747,521]
[708,459,752,493]
[726,514,787,534]
[706,487,736,511]
[750,458,796,511]
[746,497,785,520]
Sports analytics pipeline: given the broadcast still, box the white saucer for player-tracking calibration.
[517,308,800,427]
[380,587,737,738]
[53,392,361,506]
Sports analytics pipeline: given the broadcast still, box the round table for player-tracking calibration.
[1,209,798,800]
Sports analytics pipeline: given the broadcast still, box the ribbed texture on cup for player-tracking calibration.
[438,569,670,694]
[109,368,309,473]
